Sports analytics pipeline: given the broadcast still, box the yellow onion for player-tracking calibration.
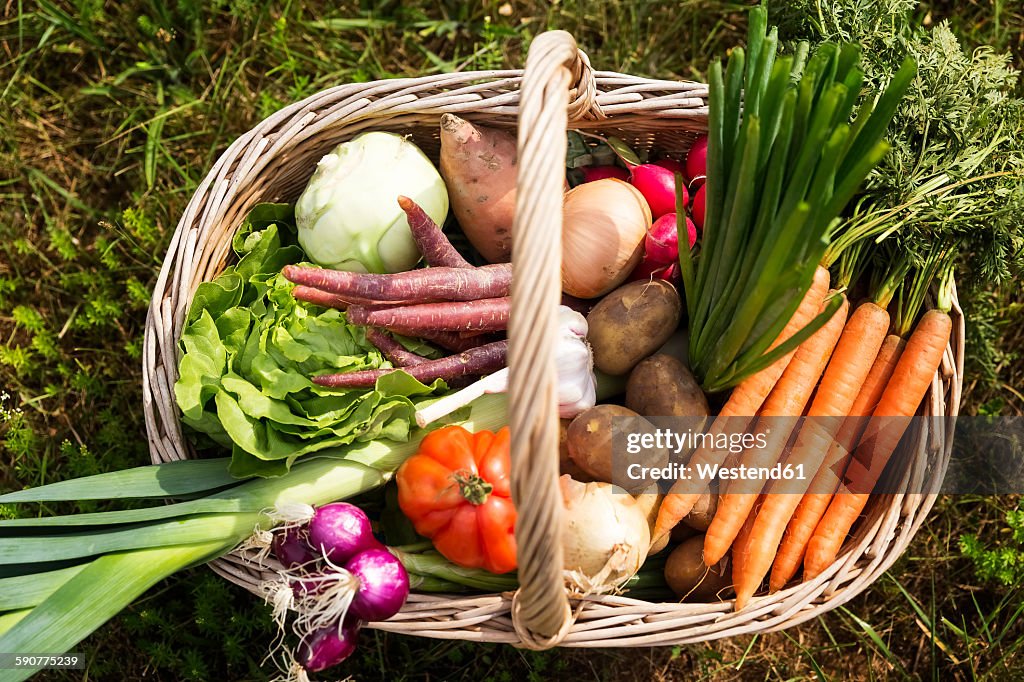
[561,178,651,298]
[559,475,651,592]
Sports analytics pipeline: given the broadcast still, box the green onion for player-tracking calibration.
[682,5,915,393]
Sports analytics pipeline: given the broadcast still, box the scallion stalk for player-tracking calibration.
[683,5,914,392]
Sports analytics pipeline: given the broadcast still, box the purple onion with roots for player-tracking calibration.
[297,618,361,673]
[345,548,410,622]
[308,502,380,562]
[272,526,317,569]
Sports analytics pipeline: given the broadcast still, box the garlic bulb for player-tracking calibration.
[554,306,597,418]
[561,179,650,299]
[414,306,597,426]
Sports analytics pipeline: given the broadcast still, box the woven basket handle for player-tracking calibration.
[508,30,598,649]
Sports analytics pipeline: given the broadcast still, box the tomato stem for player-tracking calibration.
[452,471,492,506]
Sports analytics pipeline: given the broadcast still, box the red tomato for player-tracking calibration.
[396,426,516,574]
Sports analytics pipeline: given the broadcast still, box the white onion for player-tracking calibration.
[559,475,651,592]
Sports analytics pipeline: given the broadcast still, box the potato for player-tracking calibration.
[664,535,732,602]
[566,405,667,493]
[586,280,682,375]
[559,418,591,481]
[566,405,635,486]
[682,487,718,532]
[626,354,709,418]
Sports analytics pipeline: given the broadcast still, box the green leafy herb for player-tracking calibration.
[775,0,1024,384]
[173,204,445,478]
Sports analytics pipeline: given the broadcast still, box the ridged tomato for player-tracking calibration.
[396,426,516,574]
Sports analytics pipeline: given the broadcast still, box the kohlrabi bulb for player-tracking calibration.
[295,132,449,273]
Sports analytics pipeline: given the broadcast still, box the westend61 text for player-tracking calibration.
[626,461,807,483]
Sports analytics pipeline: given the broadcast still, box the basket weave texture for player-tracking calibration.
[143,31,964,648]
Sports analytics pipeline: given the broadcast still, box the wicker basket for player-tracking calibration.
[142,31,964,648]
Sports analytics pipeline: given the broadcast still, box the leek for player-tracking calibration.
[0,393,508,679]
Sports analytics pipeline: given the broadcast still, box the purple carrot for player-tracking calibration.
[281,263,512,303]
[292,285,353,309]
[364,328,428,367]
[388,328,485,353]
[348,297,509,333]
[397,196,472,269]
[292,285,427,310]
[313,340,508,388]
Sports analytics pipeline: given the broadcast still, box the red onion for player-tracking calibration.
[581,165,629,183]
[345,548,410,622]
[308,503,380,563]
[692,184,706,230]
[686,136,708,186]
[629,164,688,219]
[297,618,361,672]
[272,527,316,569]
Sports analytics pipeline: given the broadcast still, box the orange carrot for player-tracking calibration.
[729,495,763,607]
[652,266,831,544]
[704,293,850,566]
[731,301,889,608]
[803,309,952,580]
[769,334,905,591]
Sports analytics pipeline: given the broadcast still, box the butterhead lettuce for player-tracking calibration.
[174,204,444,478]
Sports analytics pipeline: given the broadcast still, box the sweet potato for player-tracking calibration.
[439,114,518,263]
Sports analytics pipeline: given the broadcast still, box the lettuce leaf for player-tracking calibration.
[173,204,444,478]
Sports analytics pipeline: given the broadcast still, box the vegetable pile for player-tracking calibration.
[3,3,1013,679]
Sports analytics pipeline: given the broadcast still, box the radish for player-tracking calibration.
[581,165,629,183]
[653,158,686,175]
[692,184,706,229]
[646,214,697,263]
[308,503,380,562]
[629,164,688,219]
[345,548,410,622]
[685,135,708,186]
[629,213,694,284]
[629,257,679,283]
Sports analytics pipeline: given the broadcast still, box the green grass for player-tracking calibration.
[1,0,1022,679]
